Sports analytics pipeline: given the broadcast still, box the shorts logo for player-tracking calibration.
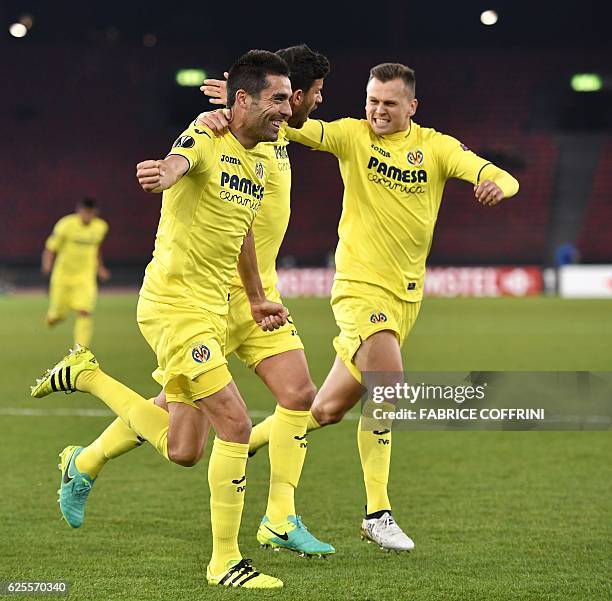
[191,344,211,363]
[370,312,388,324]
[255,161,265,180]
[407,150,424,166]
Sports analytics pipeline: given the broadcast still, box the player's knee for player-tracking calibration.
[279,380,317,411]
[153,391,169,412]
[313,402,346,426]
[231,417,252,441]
[168,445,200,467]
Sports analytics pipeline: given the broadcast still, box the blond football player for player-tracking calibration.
[283,63,520,551]
[42,197,110,347]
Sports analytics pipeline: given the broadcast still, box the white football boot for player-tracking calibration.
[360,511,415,552]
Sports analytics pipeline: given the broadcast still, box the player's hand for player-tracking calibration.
[251,300,289,332]
[98,266,111,282]
[200,72,228,105]
[41,264,51,276]
[196,109,232,137]
[136,160,167,193]
[474,180,504,206]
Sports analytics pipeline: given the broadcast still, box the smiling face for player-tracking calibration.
[243,74,293,142]
[288,78,324,128]
[365,77,418,136]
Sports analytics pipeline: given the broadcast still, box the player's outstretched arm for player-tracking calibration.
[136,156,189,193]
[474,166,520,207]
[436,134,519,207]
[200,72,228,105]
[237,229,288,332]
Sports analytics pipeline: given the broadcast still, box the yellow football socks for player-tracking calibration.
[249,409,321,455]
[307,412,321,432]
[266,405,310,522]
[75,410,149,478]
[77,370,169,460]
[357,417,392,514]
[208,437,249,575]
[74,314,93,347]
[248,415,273,454]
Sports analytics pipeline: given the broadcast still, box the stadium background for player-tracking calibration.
[1,2,611,600]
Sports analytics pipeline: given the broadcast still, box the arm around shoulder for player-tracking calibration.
[285,117,355,156]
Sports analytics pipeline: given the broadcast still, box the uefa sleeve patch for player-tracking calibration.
[173,135,195,149]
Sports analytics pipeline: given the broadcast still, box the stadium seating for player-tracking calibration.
[577,140,612,262]
[1,47,609,269]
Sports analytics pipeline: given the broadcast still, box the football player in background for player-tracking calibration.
[42,197,110,347]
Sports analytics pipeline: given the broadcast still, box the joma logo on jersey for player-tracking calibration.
[191,344,211,363]
[274,145,288,160]
[221,154,241,165]
[367,156,427,183]
[370,312,388,323]
[407,149,424,166]
[220,172,264,200]
[371,144,391,158]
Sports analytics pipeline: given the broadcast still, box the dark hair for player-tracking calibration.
[369,63,416,96]
[79,197,97,209]
[275,44,330,93]
[226,50,290,108]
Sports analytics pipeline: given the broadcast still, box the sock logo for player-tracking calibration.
[373,429,391,444]
[191,344,211,363]
[294,434,308,448]
[232,475,246,492]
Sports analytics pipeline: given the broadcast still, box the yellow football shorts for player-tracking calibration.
[226,284,304,370]
[136,296,232,406]
[48,274,97,319]
[331,279,421,383]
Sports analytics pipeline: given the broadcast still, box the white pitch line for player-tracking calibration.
[2,407,606,426]
[1,407,113,417]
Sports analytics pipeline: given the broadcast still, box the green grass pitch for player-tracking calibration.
[1,293,611,600]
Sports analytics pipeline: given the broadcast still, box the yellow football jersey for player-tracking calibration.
[140,121,270,314]
[286,119,519,301]
[45,214,108,282]
[230,124,291,290]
